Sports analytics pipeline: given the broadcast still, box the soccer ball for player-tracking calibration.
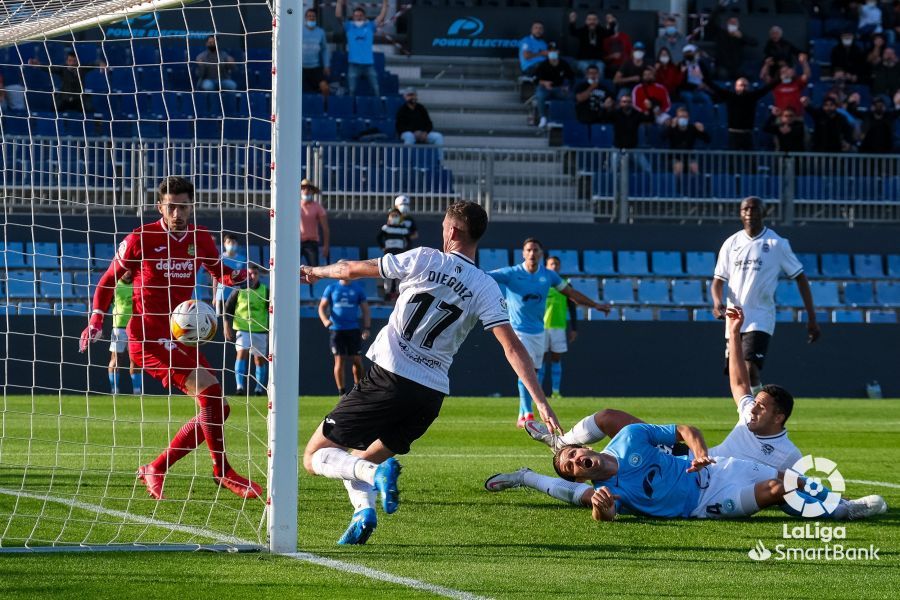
[170,299,218,346]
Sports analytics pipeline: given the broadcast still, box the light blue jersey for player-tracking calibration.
[592,424,701,518]
[488,264,566,334]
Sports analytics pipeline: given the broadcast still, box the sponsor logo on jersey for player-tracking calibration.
[426,270,474,300]
[188,244,195,257]
[642,464,661,498]
[629,453,642,467]
[154,245,167,253]
[522,293,543,303]
[397,340,442,369]
[155,259,195,279]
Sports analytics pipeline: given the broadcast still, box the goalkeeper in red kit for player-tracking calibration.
[79,176,261,500]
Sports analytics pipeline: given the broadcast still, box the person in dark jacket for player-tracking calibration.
[762,106,806,153]
[830,32,867,83]
[599,93,655,149]
[802,96,854,153]
[708,10,757,80]
[30,51,100,112]
[574,65,613,124]
[395,87,443,147]
[856,96,898,154]
[568,11,614,76]
[663,106,710,174]
[704,77,775,150]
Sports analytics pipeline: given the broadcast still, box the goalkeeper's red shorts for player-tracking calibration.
[129,338,213,394]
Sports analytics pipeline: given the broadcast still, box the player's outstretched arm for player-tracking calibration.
[79,260,128,352]
[560,284,610,314]
[710,278,727,319]
[794,273,821,343]
[491,324,563,434]
[301,259,380,284]
[676,424,715,472]
[726,306,751,406]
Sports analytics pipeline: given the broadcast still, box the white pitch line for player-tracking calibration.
[0,488,490,599]
[846,478,900,490]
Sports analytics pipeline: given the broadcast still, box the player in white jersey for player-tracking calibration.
[299,201,562,545]
[711,197,820,395]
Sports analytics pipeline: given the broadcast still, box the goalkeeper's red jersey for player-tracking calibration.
[97,219,242,341]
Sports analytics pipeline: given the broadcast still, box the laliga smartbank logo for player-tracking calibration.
[747,455,879,562]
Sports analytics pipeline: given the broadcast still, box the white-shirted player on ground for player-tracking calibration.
[490,306,886,520]
[711,196,820,396]
[300,201,563,546]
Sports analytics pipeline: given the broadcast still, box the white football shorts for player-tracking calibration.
[515,330,546,369]
[108,327,128,353]
[690,456,778,519]
[544,328,567,354]
[235,330,268,358]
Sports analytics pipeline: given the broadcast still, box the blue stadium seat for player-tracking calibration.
[658,308,689,321]
[685,251,715,277]
[478,248,511,271]
[796,253,820,277]
[867,310,898,324]
[384,95,405,118]
[693,309,718,322]
[853,254,884,278]
[775,280,804,307]
[799,309,830,323]
[302,94,325,118]
[776,308,795,322]
[617,251,649,276]
[876,282,900,307]
[590,124,613,148]
[709,174,736,198]
[299,305,318,319]
[651,251,683,276]
[2,241,29,268]
[672,279,704,305]
[327,96,354,118]
[637,279,671,304]
[299,284,313,302]
[18,302,54,316]
[562,122,590,147]
[812,38,837,65]
[310,117,339,142]
[568,277,599,301]
[844,282,876,307]
[622,307,654,321]
[29,242,59,269]
[548,101,576,123]
[583,250,615,275]
[832,310,864,323]
[358,278,379,301]
[888,255,900,278]
[56,302,89,317]
[740,174,779,199]
[61,243,91,270]
[602,278,635,304]
[588,307,620,321]
[39,271,74,299]
[810,281,840,306]
[820,253,853,278]
[6,271,36,298]
[367,246,382,259]
[355,96,385,118]
[552,249,581,274]
[370,305,394,319]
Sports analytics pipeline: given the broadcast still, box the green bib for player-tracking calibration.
[112,281,133,329]
[544,284,569,330]
[233,283,269,333]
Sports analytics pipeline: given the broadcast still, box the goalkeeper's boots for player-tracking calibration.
[137,464,166,500]
[846,495,888,520]
[215,468,263,499]
[524,420,565,453]
[373,457,401,514]
[484,468,532,492]
[337,508,377,545]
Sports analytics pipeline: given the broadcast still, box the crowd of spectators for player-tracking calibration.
[519,1,900,155]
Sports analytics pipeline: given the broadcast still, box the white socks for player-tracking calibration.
[523,470,592,506]
[311,447,378,485]
[751,384,763,396]
[343,479,376,512]
[559,414,606,447]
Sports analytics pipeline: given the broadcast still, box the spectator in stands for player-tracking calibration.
[654,48,683,96]
[613,42,648,92]
[30,51,99,112]
[574,65,613,124]
[600,94,654,149]
[704,78,774,150]
[764,26,800,69]
[709,11,757,80]
[655,16,687,64]
[858,0,884,38]
[826,67,854,105]
[866,34,887,71]
[0,71,26,112]
[802,96,854,152]
[395,87,443,147]
[761,54,811,115]
[195,36,237,91]
[763,106,807,152]
[872,46,900,95]
[830,31,866,83]
[663,106,710,174]
[886,1,900,43]
[568,11,614,76]
[632,66,671,124]
[678,44,711,103]
[601,15,632,75]
[519,21,549,76]
[302,8,331,98]
[300,179,329,267]
[377,208,413,299]
[856,95,898,153]
[336,0,388,96]
[534,48,575,128]
[393,195,418,242]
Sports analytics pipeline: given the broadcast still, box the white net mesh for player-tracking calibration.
[0,0,275,549]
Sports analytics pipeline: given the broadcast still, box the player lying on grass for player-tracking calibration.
[79,176,260,501]
[486,307,887,521]
[299,201,563,545]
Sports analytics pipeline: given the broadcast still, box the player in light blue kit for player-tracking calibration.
[489,238,608,427]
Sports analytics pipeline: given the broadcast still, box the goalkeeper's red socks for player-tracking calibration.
[149,403,231,473]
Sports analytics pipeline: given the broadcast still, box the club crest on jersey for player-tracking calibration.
[762,242,770,253]
[499,297,508,312]
[761,443,775,455]
[455,264,463,274]
[187,244,195,257]
[629,453,643,467]
[116,240,128,259]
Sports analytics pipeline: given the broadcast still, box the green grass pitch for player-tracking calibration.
[0,395,898,599]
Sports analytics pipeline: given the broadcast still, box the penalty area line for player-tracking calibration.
[0,488,491,599]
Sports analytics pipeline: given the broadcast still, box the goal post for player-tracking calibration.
[0,0,300,553]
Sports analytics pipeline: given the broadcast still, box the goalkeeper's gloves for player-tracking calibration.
[79,310,105,352]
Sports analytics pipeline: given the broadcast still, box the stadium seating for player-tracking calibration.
[637,279,670,305]
[810,281,840,306]
[844,282,876,307]
[658,308,690,321]
[651,251,683,276]
[774,281,804,307]
[820,254,853,279]
[583,250,615,276]
[875,282,900,307]
[568,277,598,301]
[693,309,718,322]
[853,254,885,278]
[478,248,510,271]
[622,307,654,321]
[867,310,898,324]
[617,251,649,276]
[588,307,620,321]
[776,308,795,323]
[553,249,581,274]
[796,253,820,277]
[887,255,900,278]
[672,279,705,305]
[602,278,635,304]
[832,310,864,323]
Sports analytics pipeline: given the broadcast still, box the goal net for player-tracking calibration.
[0,0,300,551]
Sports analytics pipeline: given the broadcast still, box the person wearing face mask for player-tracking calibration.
[568,11,614,76]
[760,54,811,116]
[613,41,647,91]
[300,179,330,267]
[534,46,576,128]
[801,95,854,153]
[393,195,419,242]
[830,31,866,83]
[574,65,614,124]
[195,35,237,91]
[872,47,900,95]
[677,44,712,104]
[395,88,444,147]
[710,11,757,81]
[654,48,683,96]
[601,15,632,74]
[215,233,248,316]
[519,21,549,76]
[854,95,897,154]
[654,16,687,64]
[377,208,414,300]
[336,0,388,96]
[763,106,807,153]
[859,0,884,39]
[663,106,710,175]
[302,8,331,98]
[632,65,671,125]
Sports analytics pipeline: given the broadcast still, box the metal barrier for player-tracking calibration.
[3,137,899,225]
